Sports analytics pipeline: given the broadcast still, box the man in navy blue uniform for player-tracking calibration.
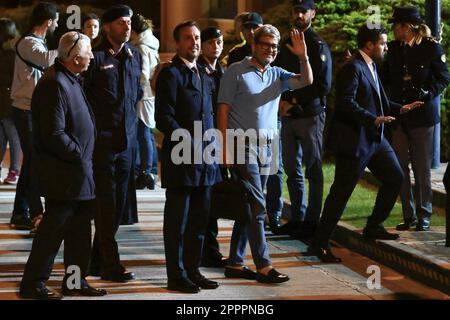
[84,5,142,283]
[309,25,423,263]
[383,7,450,231]
[156,21,222,294]
[274,0,332,239]
[19,32,106,299]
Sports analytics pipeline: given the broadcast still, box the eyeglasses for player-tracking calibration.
[67,32,81,57]
[256,41,280,52]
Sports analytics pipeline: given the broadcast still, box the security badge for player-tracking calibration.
[442,54,447,63]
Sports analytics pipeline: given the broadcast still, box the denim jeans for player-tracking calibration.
[228,143,273,270]
[0,114,22,171]
[136,119,158,175]
[12,108,43,218]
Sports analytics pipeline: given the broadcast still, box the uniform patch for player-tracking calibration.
[320,54,327,62]
[100,64,115,70]
[442,54,446,63]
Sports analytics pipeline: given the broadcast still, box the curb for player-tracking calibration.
[281,200,450,295]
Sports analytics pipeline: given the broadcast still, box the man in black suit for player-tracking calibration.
[155,21,222,293]
[309,25,423,263]
[19,32,106,299]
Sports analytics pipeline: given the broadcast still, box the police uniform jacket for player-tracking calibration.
[84,38,142,151]
[383,37,450,129]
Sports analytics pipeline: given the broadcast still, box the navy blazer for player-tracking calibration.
[155,55,221,188]
[330,52,402,158]
[32,59,96,200]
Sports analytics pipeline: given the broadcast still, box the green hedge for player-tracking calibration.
[264,0,450,160]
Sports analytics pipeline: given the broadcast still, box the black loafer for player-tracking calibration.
[101,271,135,283]
[19,286,62,300]
[189,273,219,289]
[62,284,107,297]
[256,269,289,284]
[363,226,400,240]
[396,218,418,231]
[307,245,342,263]
[416,217,431,231]
[224,266,257,280]
[167,278,200,293]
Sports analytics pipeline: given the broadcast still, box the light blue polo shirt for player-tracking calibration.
[218,57,296,135]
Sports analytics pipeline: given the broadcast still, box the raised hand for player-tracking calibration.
[286,28,308,60]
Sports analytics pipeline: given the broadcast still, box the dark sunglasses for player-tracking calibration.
[256,41,280,52]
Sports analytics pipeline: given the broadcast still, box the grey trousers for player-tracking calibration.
[391,125,434,220]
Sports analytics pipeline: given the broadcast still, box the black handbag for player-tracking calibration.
[210,169,252,223]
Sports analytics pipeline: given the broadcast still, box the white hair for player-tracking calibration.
[254,24,281,44]
[58,31,91,61]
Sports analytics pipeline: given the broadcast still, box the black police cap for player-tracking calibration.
[388,6,423,24]
[201,27,222,42]
[242,12,263,28]
[291,0,315,10]
[102,4,133,24]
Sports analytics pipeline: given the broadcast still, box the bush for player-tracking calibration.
[264,0,450,160]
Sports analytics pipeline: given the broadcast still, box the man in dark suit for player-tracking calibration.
[19,32,106,299]
[155,21,222,293]
[83,5,141,282]
[309,25,423,263]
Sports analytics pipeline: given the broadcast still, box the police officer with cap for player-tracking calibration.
[197,26,227,267]
[383,6,450,231]
[84,4,142,282]
[274,0,332,238]
[227,12,263,67]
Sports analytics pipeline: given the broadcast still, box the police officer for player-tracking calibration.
[383,7,450,231]
[274,0,332,239]
[226,12,263,67]
[84,5,142,282]
[197,26,228,268]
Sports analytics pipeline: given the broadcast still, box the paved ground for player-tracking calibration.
[0,181,448,300]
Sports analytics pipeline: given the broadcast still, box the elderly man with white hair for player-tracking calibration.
[19,31,106,300]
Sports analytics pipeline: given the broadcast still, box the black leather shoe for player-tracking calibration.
[396,218,418,231]
[224,266,257,280]
[10,214,32,230]
[256,269,289,284]
[167,278,200,293]
[268,214,281,234]
[136,171,155,190]
[201,257,228,268]
[363,226,400,240]
[62,284,107,297]
[275,221,302,235]
[101,271,135,283]
[307,245,342,263]
[19,286,62,300]
[188,273,219,289]
[416,217,431,231]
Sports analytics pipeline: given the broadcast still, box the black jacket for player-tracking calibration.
[382,38,450,128]
[32,59,96,200]
[275,28,332,118]
[84,38,142,151]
